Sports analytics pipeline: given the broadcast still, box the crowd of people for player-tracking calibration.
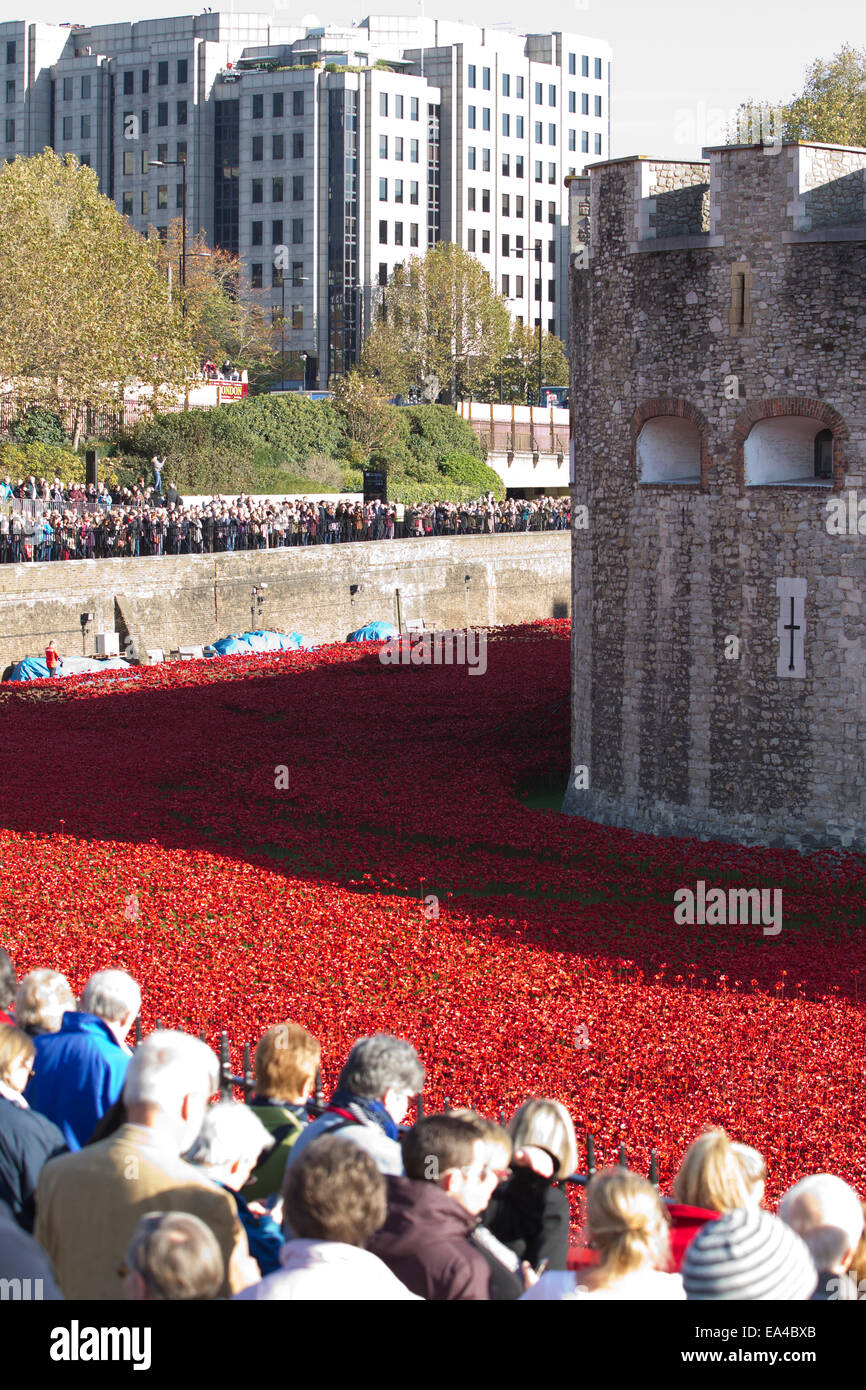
[0,471,571,564]
[0,947,862,1303]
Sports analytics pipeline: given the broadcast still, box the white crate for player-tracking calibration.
[145,648,164,665]
[95,631,120,657]
[178,645,204,661]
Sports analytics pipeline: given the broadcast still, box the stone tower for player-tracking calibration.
[562,142,866,851]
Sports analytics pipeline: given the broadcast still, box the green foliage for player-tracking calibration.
[732,45,866,147]
[233,394,347,463]
[439,451,504,494]
[8,407,65,446]
[0,440,84,482]
[403,404,485,462]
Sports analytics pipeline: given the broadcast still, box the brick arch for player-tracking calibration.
[733,397,849,488]
[630,398,711,488]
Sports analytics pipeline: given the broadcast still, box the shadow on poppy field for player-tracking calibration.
[1,618,865,1196]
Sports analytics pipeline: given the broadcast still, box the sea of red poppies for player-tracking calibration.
[1,619,865,1203]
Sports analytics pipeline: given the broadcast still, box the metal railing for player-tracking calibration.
[132,1018,659,1184]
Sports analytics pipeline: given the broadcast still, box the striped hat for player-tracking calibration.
[682,1207,817,1301]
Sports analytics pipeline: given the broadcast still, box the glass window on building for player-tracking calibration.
[468,105,475,129]
[467,64,476,88]
[516,194,524,216]
[176,140,186,162]
[157,102,168,126]
[581,130,589,152]
[251,263,263,288]
[569,92,575,113]
[482,67,490,90]
[515,155,524,178]
[80,115,90,139]
[515,235,523,258]
[379,219,387,243]
[141,110,149,134]
[379,134,388,158]
[516,115,524,138]
[516,75,524,98]
[410,138,419,162]
[252,135,263,161]
[502,153,510,176]
[177,58,188,84]
[468,146,475,170]
[379,177,388,200]
[4,117,13,142]
[273,133,284,159]
[548,161,556,182]
[568,53,575,75]
[394,221,403,244]
[251,220,263,245]
[123,151,134,175]
[293,90,304,116]
[273,177,284,201]
[535,82,542,104]
[81,75,91,100]
[594,132,602,154]
[548,123,555,144]
[122,192,133,215]
[410,180,419,204]
[292,304,303,329]
[379,92,388,117]
[581,93,589,115]
[273,92,283,118]
[482,107,490,131]
[141,150,149,173]
[292,217,303,243]
[6,41,16,64]
[595,57,603,79]
[468,187,475,210]
[482,188,490,212]
[482,148,490,171]
[141,190,149,215]
[411,96,419,120]
[502,233,509,256]
[534,161,542,182]
[292,132,304,158]
[549,85,556,106]
[467,228,475,251]
[410,223,418,246]
[252,94,263,119]
[142,70,149,94]
[62,76,72,101]
[568,130,576,151]
[396,95,404,118]
[157,185,168,209]
[581,55,589,77]
[61,115,72,139]
[6,79,14,102]
[535,121,542,143]
[292,175,304,200]
[272,219,283,243]
[157,142,168,162]
[595,95,602,116]
[395,178,403,202]
[123,71,134,95]
[502,73,510,97]
[177,100,187,125]
[292,261,303,285]
[252,178,263,203]
[158,60,168,85]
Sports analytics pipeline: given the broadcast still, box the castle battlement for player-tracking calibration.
[568,143,866,255]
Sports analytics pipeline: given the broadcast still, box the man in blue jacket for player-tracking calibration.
[25,969,140,1150]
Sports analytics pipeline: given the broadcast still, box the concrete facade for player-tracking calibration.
[0,14,611,384]
[0,532,570,675]
[563,142,866,852]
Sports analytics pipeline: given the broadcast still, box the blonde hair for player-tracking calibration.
[0,1023,35,1083]
[586,1167,671,1280]
[673,1128,755,1212]
[254,1022,321,1101]
[15,970,76,1033]
[509,1099,578,1179]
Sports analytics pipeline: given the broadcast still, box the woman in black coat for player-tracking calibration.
[482,1098,578,1271]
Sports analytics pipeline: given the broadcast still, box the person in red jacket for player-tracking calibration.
[44,641,60,678]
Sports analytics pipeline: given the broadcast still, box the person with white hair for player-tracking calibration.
[14,970,76,1036]
[25,968,141,1150]
[35,1030,258,1300]
[185,1101,284,1275]
[779,1173,865,1301]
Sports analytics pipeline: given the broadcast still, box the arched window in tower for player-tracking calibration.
[636,417,701,484]
[744,418,835,486]
[814,428,834,481]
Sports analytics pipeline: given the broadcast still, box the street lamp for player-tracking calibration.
[151,157,188,317]
[535,239,543,407]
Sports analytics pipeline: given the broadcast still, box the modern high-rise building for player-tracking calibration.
[0,14,611,388]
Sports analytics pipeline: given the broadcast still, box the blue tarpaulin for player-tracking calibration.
[6,656,132,682]
[205,629,313,657]
[346,622,398,643]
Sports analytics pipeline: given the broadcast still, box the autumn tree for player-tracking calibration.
[368,243,510,403]
[477,322,569,404]
[0,149,194,444]
[332,370,398,456]
[731,44,866,148]
[152,220,281,385]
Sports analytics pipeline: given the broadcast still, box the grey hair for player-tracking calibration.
[337,1034,424,1100]
[80,969,141,1025]
[125,1212,224,1301]
[780,1174,864,1270]
[184,1101,273,1170]
[124,1031,218,1112]
[15,970,76,1033]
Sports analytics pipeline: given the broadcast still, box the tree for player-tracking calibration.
[332,371,399,458]
[478,323,569,403]
[152,221,281,386]
[356,322,411,398]
[0,149,194,445]
[371,243,510,403]
[731,45,866,148]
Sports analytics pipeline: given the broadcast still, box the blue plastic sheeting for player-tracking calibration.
[346,622,398,643]
[206,630,312,657]
[6,656,132,682]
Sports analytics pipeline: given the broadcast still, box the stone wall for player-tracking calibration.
[0,533,571,674]
[564,142,866,852]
